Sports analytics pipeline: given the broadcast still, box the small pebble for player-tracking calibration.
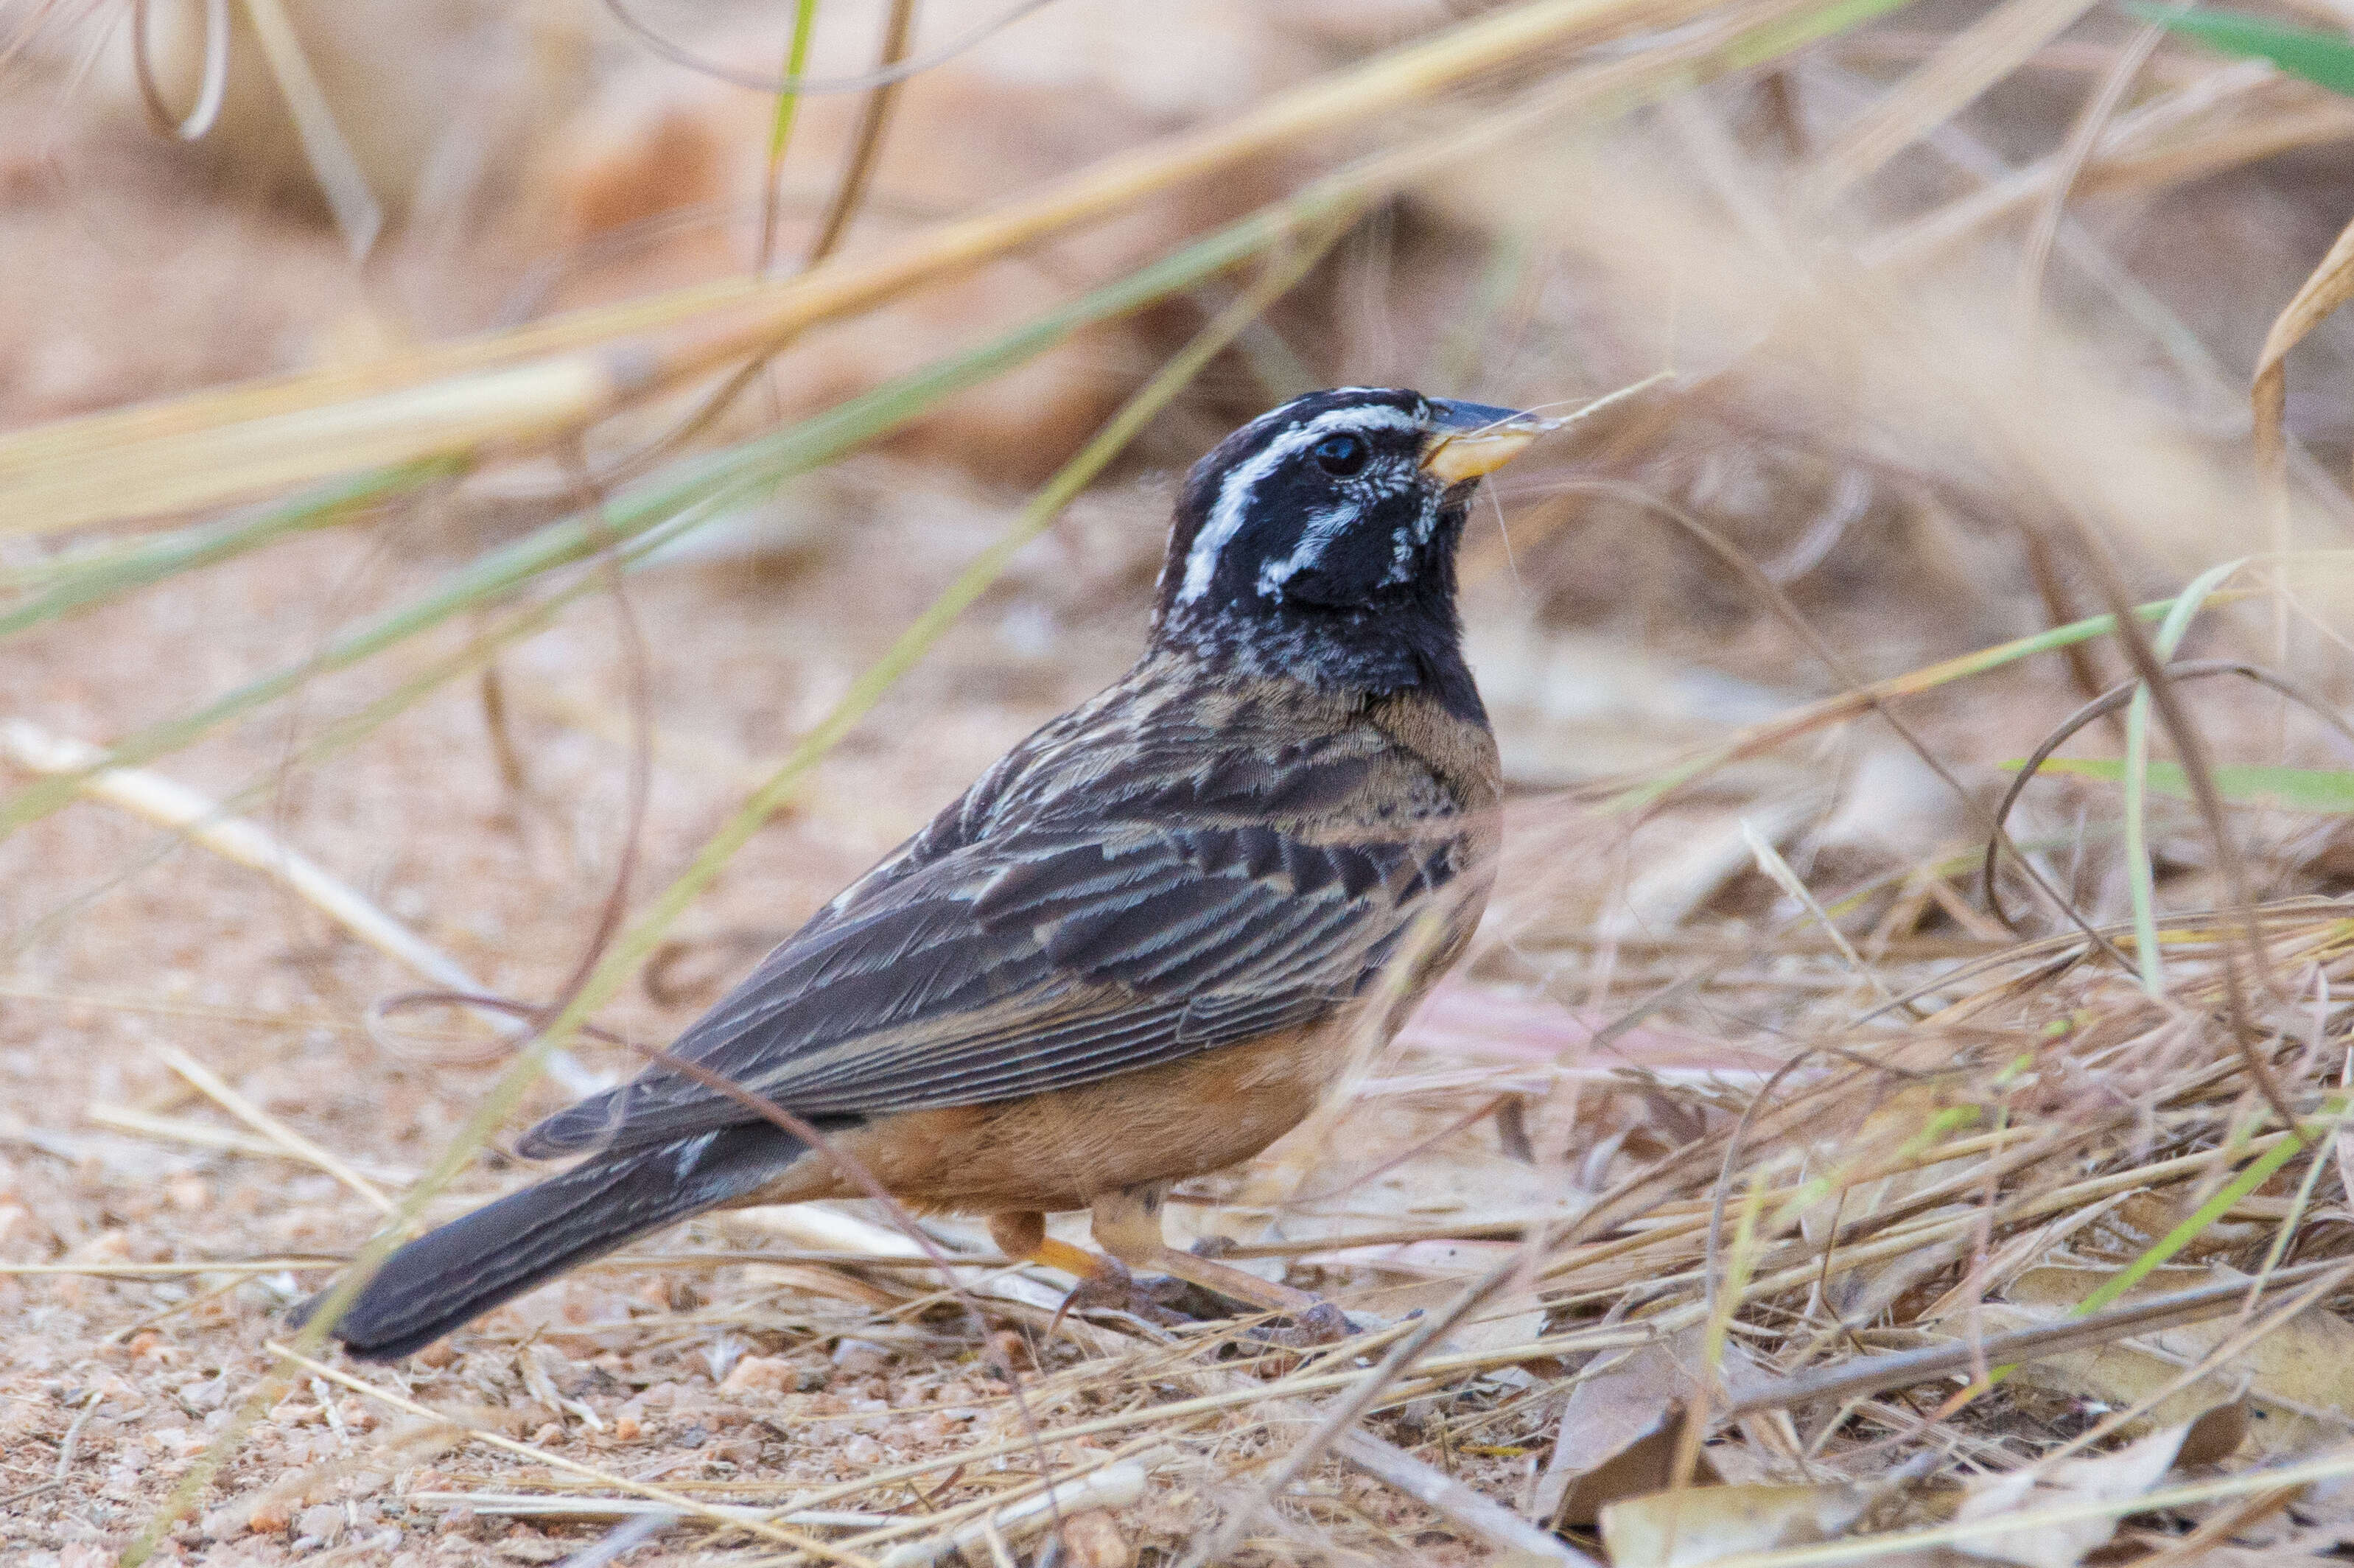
[1059,1510,1134,1568]
[720,1355,796,1394]
[295,1502,343,1544]
[831,1338,892,1376]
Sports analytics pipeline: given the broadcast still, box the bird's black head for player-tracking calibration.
[1152,387,1544,718]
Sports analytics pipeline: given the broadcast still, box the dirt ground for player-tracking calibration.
[8,1,2354,1565]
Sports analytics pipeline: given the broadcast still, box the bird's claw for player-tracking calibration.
[1062,1259,1193,1328]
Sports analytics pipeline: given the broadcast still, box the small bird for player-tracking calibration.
[312,387,1545,1359]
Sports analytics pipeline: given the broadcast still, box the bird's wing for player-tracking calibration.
[519,818,1465,1158]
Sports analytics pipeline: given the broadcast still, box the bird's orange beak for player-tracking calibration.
[1419,399,1550,485]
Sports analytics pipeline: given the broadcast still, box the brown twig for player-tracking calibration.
[808,0,920,267]
[1720,1256,2354,1419]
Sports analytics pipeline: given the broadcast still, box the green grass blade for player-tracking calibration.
[0,463,456,643]
[2125,3,2354,96]
[1611,594,2229,813]
[2020,757,2354,813]
[0,194,1331,841]
[755,0,824,273]
[768,0,820,165]
[2121,559,2246,995]
[5,500,732,960]
[2071,1123,2311,1317]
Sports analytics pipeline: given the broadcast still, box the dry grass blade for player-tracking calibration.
[0,720,461,990]
[0,1259,340,1277]
[0,356,622,537]
[1335,1429,1602,1566]
[130,0,230,141]
[866,1458,1154,1567]
[0,1389,102,1512]
[405,1492,893,1527]
[2013,16,2171,323]
[2255,209,2354,491]
[805,0,917,267]
[0,716,605,1096]
[0,0,1724,533]
[1720,1257,2354,1418]
[1809,0,2105,200]
[83,1105,418,1182]
[1694,1446,2354,1568]
[234,0,380,253]
[265,1345,870,1561]
[1862,62,2354,265]
[156,1045,397,1216]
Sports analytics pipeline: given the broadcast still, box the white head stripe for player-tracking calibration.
[1255,503,1356,599]
[1177,405,1421,605]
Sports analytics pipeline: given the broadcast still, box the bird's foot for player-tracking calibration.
[1059,1254,1193,1328]
[1019,1222,1365,1343]
[1169,1237,1361,1345]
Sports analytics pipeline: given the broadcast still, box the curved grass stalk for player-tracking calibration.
[2122,558,2248,995]
[1608,591,2246,814]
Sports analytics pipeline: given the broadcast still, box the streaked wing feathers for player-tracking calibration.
[520,821,1452,1158]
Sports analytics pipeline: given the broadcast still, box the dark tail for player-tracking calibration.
[299,1121,807,1361]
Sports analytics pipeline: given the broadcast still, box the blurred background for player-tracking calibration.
[5,0,2354,1563]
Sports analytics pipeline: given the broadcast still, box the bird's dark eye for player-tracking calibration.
[1311,434,1369,477]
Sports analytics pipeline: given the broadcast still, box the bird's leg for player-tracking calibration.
[1089,1183,1351,1343]
[987,1210,1109,1286]
[986,1210,1185,1326]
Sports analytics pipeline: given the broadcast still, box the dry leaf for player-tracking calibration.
[2177,1399,2254,1468]
[1349,1275,1549,1354]
[1598,1481,1873,1568]
[1535,1329,1754,1527]
[1994,1263,2354,1455]
[1951,1414,2216,1568]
